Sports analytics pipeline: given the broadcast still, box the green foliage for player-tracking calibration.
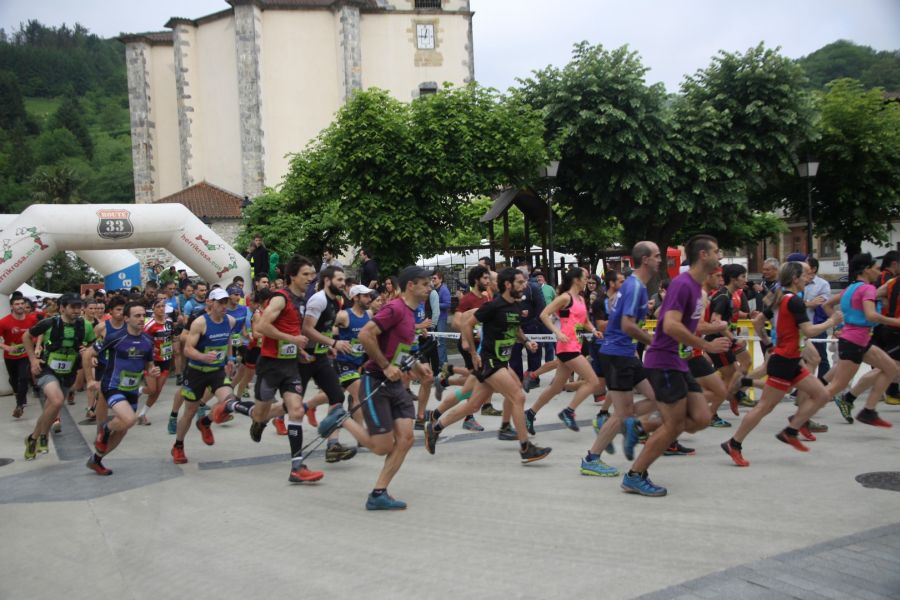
[782,78,900,258]
[797,40,900,90]
[238,188,338,261]
[32,127,84,164]
[30,251,99,293]
[270,85,546,275]
[30,164,83,204]
[0,70,27,129]
[50,95,93,158]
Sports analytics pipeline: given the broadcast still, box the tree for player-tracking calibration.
[30,251,99,293]
[30,164,83,204]
[782,79,900,260]
[0,70,27,129]
[797,40,900,91]
[49,94,93,159]
[32,127,83,164]
[272,85,546,275]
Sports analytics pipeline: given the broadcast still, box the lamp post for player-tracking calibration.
[539,160,559,284]
[797,159,819,257]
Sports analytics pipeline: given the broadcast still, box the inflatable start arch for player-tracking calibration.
[0,203,251,394]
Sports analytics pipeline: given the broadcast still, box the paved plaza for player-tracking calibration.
[1,374,898,599]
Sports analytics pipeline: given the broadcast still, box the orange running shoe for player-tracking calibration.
[720,441,749,467]
[288,465,324,483]
[273,416,288,436]
[776,430,809,452]
[196,418,215,445]
[171,445,188,464]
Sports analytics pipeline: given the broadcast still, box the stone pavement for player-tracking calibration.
[0,377,898,599]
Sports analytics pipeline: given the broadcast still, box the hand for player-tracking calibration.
[148,366,161,377]
[419,318,433,330]
[30,358,42,376]
[87,380,100,391]
[294,334,309,347]
[709,319,728,333]
[333,340,352,354]
[525,341,538,353]
[704,337,731,354]
[204,351,219,362]
[225,362,235,378]
[809,296,826,307]
[471,353,482,371]
[829,311,843,327]
[384,364,402,381]
[556,333,569,344]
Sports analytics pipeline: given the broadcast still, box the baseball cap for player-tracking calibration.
[398,266,431,289]
[878,250,900,267]
[209,288,228,301]
[58,292,83,307]
[226,285,244,296]
[349,284,375,298]
[785,252,808,263]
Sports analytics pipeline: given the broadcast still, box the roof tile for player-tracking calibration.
[153,181,244,219]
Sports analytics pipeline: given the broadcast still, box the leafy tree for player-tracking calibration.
[782,79,900,259]
[49,94,92,158]
[797,40,900,91]
[0,70,27,129]
[30,164,83,203]
[32,127,83,164]
[30,251,99,293]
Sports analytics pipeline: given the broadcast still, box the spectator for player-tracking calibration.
[159,265,177,285]
[247,234,269,280]
[359,247,379,289]
[431,270,452,368]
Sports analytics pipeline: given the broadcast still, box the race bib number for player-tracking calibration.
[8,344,25,357]
[678,343,693,359]
[47,351,75,374]
[495,339,515,362]
[391,342,412,367]
[350,341,365,356]
[315,332,334,355]
[119,370,142,391]
[277,340,298,359]
[160,342,173,360]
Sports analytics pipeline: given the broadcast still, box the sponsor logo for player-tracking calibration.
[97,209,134,240]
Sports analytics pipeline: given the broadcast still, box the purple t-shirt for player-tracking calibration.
[644,271,704,372]
[364,297,416,375]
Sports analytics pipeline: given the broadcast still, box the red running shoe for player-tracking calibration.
[171,445,188,464]
[798,423,817,442]
[288,465,324,483]
[304,405,318,427]
[94,429,108,455]
[273,416,288,436]
[211,401,231,425]
[728,395,740,416]
[856,410,893,428]
[196,418,215,445]
[776,431,809,452]
[720,441,749,467]
[86,456,113,476]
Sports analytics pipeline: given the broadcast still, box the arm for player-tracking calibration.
[459,310,481,370]
[800,311,843,338]
[358,320,400,381]
[182,318,216,363]
[662,309,731,354]
[621,315,652,346]
[539,294,570,341]
[862,299,900,328]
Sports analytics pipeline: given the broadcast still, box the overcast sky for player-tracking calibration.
[1,0,898,92]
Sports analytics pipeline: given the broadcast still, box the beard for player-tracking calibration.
[328,283,342,296]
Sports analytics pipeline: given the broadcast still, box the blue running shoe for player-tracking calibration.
[592,415,616,454]
[623,416,638,460]
[195,404,209,423]
[167,414,177,435]
[558,409,579,432]
[525,409,536,435]
[317,405,348,437]
[580,457,619,477]
[621,472,667,497]
[366,491,407,510]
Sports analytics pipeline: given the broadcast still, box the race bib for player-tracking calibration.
[495,338,515,362]
[47,350,76,374]
[160,342,173,360]
[678,343,693,359]
[119,370,142,391]
[277,340,298,359]
[391,342,412,367]
[8,344,25,357]
[315,332,334,355]
[350,341,365,356]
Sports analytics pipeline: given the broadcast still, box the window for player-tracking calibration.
[419,82,438,96]
[819,238,839,258]
[415,0,442,8]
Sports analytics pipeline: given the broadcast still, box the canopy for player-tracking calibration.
[16,282,61,300]
[418,246,578,269]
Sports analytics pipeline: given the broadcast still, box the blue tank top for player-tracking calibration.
[99,332,154,393]
[337,309,370,367]
[98,320,127,366]
[188,313,232,371]
[840,282,876,328]
[226,304,250,347]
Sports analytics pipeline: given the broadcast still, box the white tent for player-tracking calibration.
[16,282,61,300]
[418,246,578,269]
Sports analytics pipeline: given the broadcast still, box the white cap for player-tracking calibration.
[97,289,106,294]
[349,284,375,298]
[164,304,175,314]
[209,288,228,301]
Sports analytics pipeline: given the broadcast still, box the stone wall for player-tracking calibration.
[125,42,155,204]
[338,5,363,102]
[172,24,197,189]
[234,3,266,198]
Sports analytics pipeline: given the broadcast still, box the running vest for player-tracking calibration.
[188,314,232,371]
[36,316,89,376]
[305,291,341,354]
[337,309,370,367]
[227,304,250,348]
[261,289,305,360]
[840,281,876,328]
[98,320,127,365]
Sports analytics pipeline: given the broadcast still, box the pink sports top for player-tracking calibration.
[556,293,587,353]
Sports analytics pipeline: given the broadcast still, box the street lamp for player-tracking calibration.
[539,160,559,283]
[797,159,819,257]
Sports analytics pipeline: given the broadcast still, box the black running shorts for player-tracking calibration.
[255,357,303,402]
[646,368,702,405]
[558,351,580,363]
[837,338,873,365]
[765,354,810,392]
[474,354,508,383]
[299,355,344,405]
[688,355,716,379]
[598,354,646,391]
[182,367,229,401]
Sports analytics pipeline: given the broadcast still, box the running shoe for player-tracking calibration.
[728,395,740,416]
[318,406,347,437]
[24,435,36,460]
[519,441,551,463]
[524,409,536,435]
[211,400,232,425]
[94,429,109,455]
[884,394,900,406]
[38,435,48,454]
[66,391,75,405]
[807,419,828,433]
[325,442,358,463]
[52,417,61,434]
[273,416,287,436]
[171,445,188,464]
[736,391,757,408]
[580,457,619,477]
[720,441,749,467]
[196,418,215,446]
[592,414,616,454]
[303,403,318,427]
[414,418,425,431]
[497,426,518,441]
[710,414,731,428]
[856,409,893,428]
[481,404,502,417]
[621,472,667,497]
[424,420,439,455]
[835,395,854,424]
[558,408,579,432]
[85,407,96,422]
[288,465,324,483]
[167,414,177,434]
[522,373,539,393]
[242,389,250,398]
[462,415,484,431]
[137,415,151,426]
[250,421,266,443]
[593,393,607,405]
[775,430,809,452]
[366,491,407,510]
[195,404,209,423]
[86,456,112,476]
[797,422,817,442]
[663,441,695,456]
[433,375,444,401]
[622,416,639,460]
[12,405,23,418]
[439,362,452,383]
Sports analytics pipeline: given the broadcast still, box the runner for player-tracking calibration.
[137,296,175,425]
[622,235,730,496]
[331,284,375,439]
[22,293,95,460]
[525,267,600,433]
[0,295,39,418]
[424,268,552,464]
[318,266,434,509]
[581,243,661,477]
[170,288,238,464]
[721,261,844,466]
[830,253,900,426]
[706,264,751,425]
[83,302,158,475]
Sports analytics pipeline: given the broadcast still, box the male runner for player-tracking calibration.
[0,295,39,418]
[622,236,730,496]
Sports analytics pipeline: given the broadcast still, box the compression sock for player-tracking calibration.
[232,400,254,416]
[287,420,304,463]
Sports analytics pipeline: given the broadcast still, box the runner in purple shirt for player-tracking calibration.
[622,235,730,497]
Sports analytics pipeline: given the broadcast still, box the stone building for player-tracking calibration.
[119,0,475,204]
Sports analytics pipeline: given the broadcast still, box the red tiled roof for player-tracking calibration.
[154,181,243,219]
